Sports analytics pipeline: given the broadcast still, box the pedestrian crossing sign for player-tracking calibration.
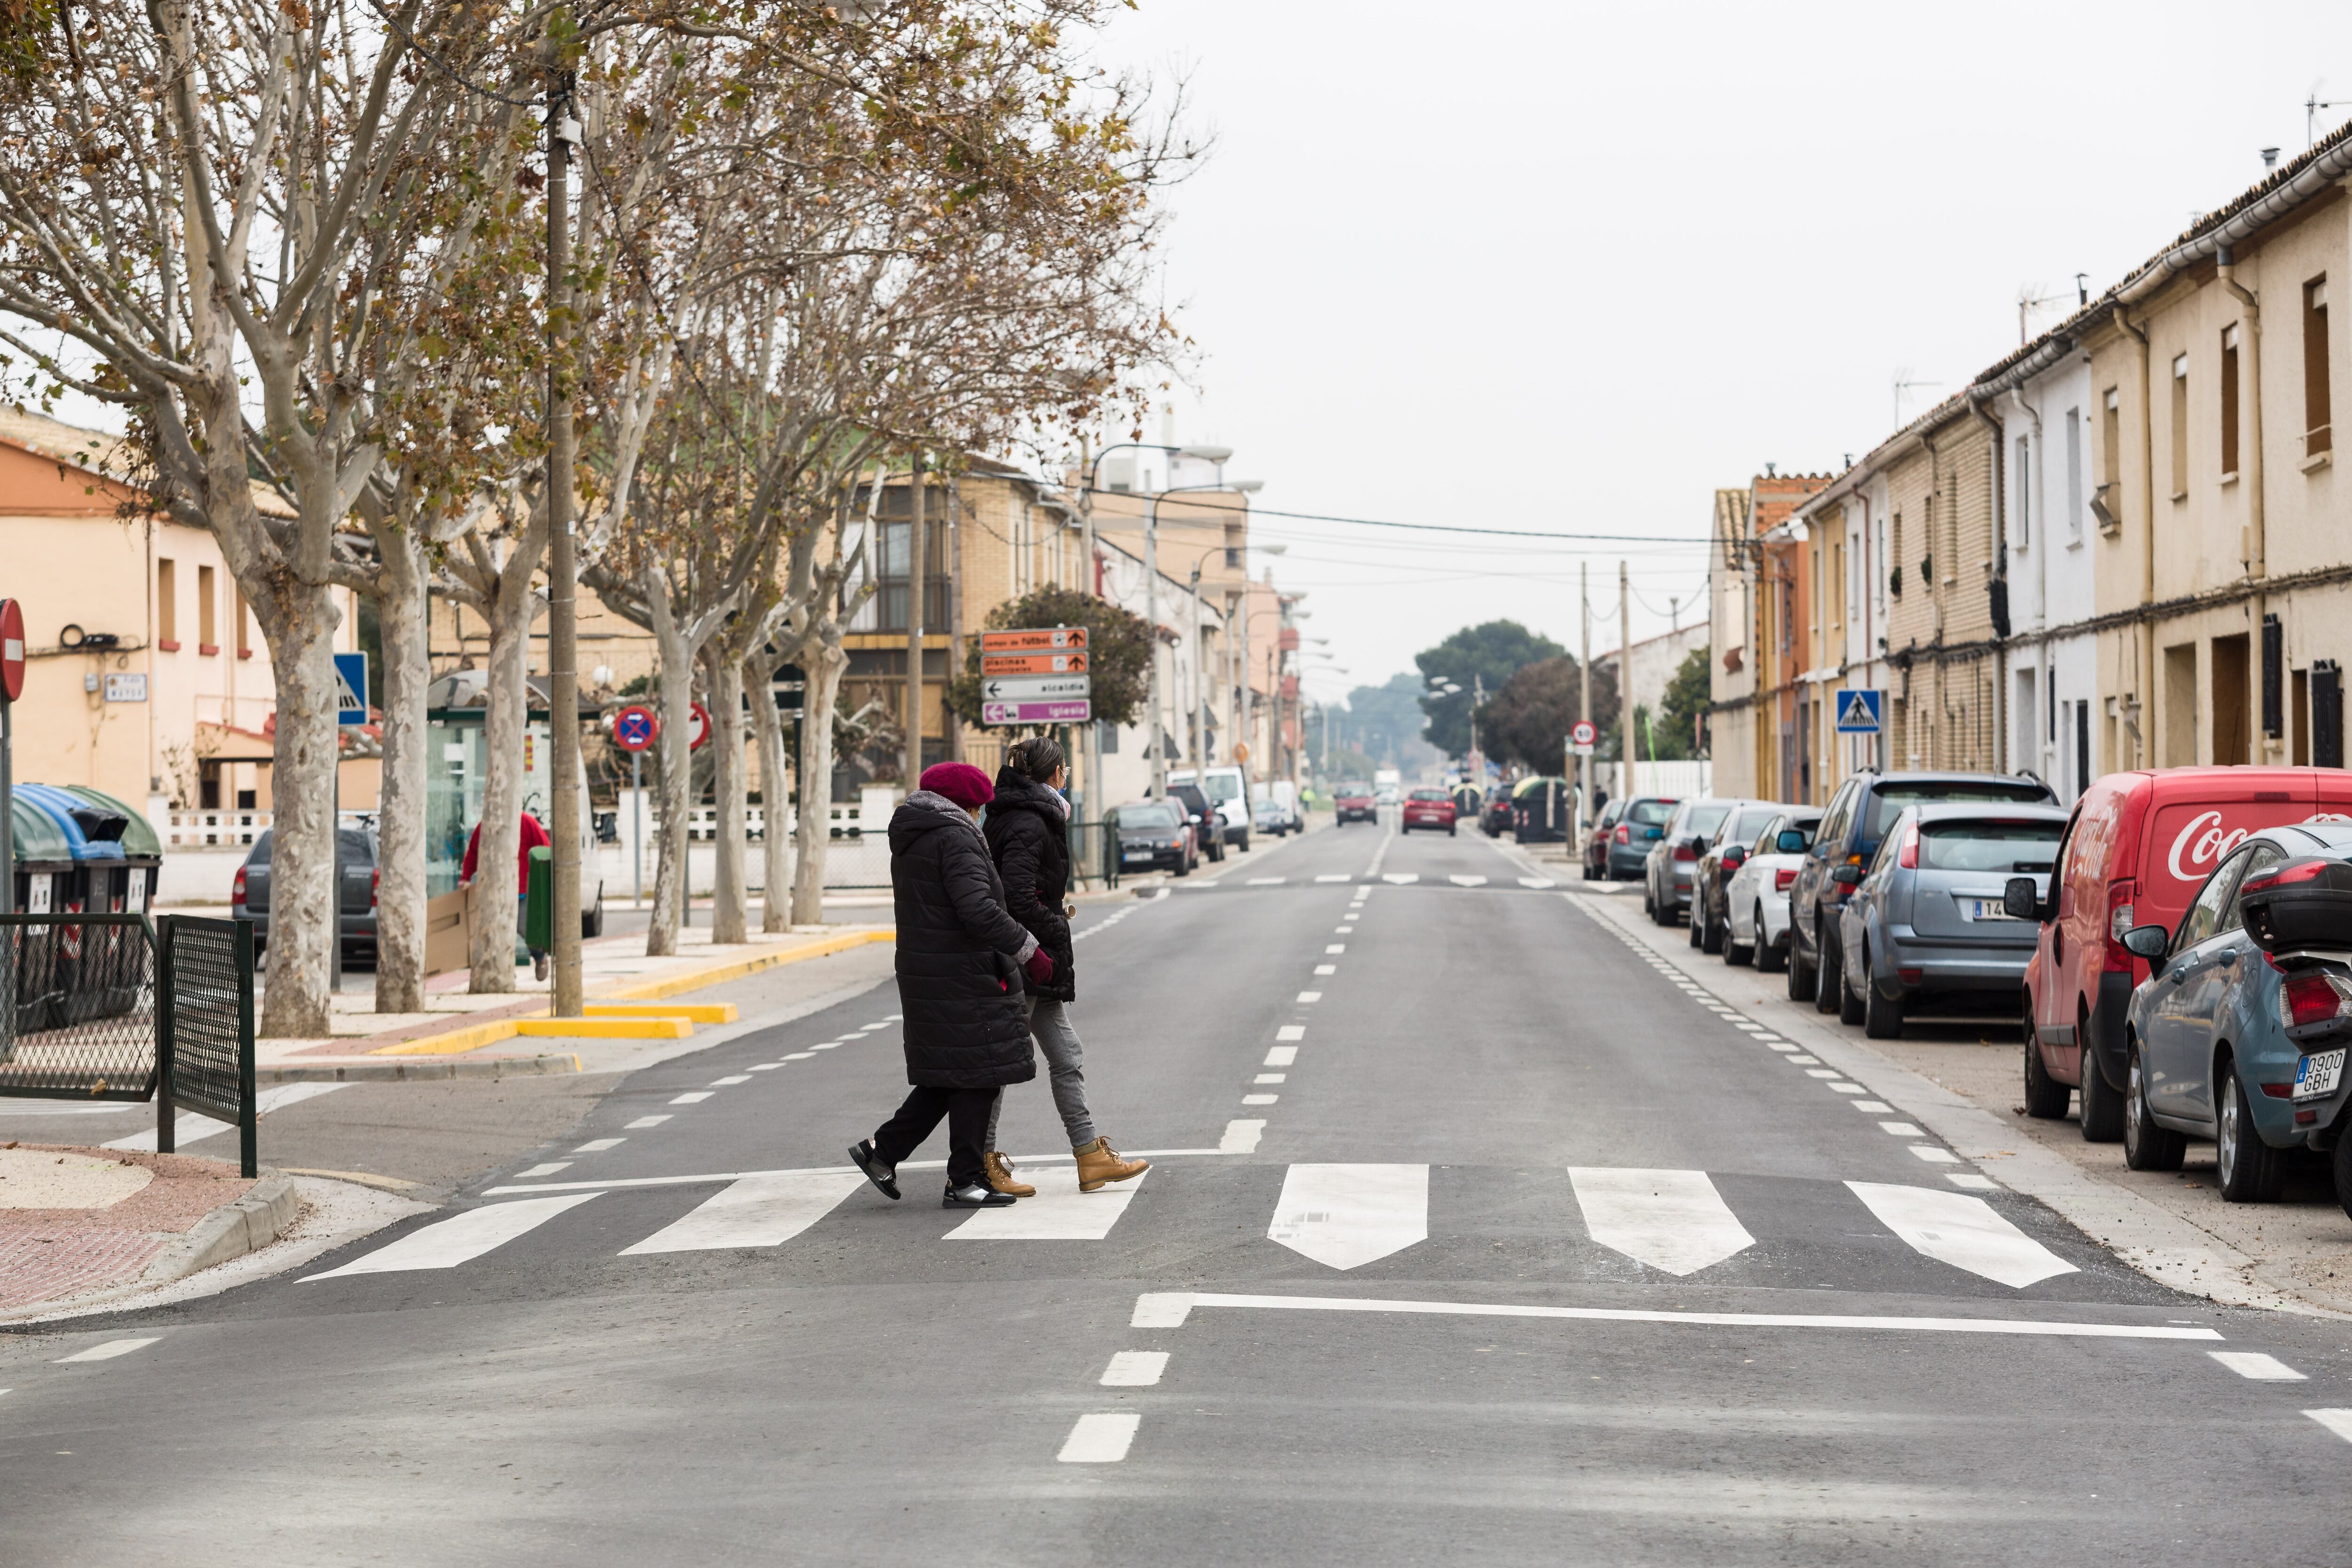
[334,651,369,725]
[1834,688,1883,735]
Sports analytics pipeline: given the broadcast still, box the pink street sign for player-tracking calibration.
[981,700,1092,725]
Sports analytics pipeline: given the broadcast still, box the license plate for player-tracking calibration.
[1122,851,1153,862]
[2296,1049,2346,1100]
[1965,898,2021,922]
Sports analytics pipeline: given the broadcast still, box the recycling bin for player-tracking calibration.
[9,783,154,1029]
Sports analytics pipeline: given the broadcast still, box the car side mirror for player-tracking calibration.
[2002,876,2040,921]
[1776,829,1807,853]
[2122,924,2169,960]
[1722,846,1747,868]
[1830,864,1864,887]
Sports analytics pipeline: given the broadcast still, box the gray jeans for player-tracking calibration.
[985,997,1098,1150]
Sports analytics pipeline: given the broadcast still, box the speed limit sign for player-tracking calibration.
[1570,718,1597,756]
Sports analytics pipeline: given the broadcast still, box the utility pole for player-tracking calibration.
[1580,562,1592,817]
[1619,560,1633,806]
[1145,489,1165,797]
[903,454,925,793]
[545,72,583,1018]
[1078,446,1104,882]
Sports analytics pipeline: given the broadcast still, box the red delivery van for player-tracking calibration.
[2021,767,2352,1138]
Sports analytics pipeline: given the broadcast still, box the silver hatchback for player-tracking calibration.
[1833,802,2068,1038]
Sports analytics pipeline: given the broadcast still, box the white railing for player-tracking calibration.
[165,809,272,847]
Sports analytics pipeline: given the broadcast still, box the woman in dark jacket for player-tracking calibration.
[977,737,1148,1197]
[848,762,1050,1209]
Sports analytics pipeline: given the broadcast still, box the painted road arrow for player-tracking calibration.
[1267,1163,1427,1270]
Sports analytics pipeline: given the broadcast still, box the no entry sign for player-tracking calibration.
[0,597,22,701]
[687,700,712,751]
[613,704,659,753]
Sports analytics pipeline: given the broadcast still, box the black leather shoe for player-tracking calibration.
[848,1140,901,1200]
[943,1178,1017,1208]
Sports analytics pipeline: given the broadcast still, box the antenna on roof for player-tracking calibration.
[1892,370,1941,428]
[2262,145,2281,170]
[2310,84,2346,147]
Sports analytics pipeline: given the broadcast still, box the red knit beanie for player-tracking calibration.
[920,761,994,810]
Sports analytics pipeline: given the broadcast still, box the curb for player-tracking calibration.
[596,928,892,1003]
[142,1174,301,1286]
[260,1053,585,1083]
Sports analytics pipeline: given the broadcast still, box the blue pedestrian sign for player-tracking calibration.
[1833,687,1883,735]
[334,651,369,725]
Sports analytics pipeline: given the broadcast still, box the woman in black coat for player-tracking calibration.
[976,737,1148,1197]
[849,762,1049,1208]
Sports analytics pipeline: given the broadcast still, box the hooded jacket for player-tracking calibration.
[983,767,1075,1003]
[888,789,1039,1088]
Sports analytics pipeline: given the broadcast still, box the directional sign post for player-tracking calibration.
[978,629,1089,725]
[1833,688,1884,735]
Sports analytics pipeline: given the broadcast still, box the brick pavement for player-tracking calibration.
[0,1146,257,1311]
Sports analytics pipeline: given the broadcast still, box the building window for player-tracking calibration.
[2221,325,2241,478]
[2306,276,2332,456]
[2098,386,2122,527]
[1875,513,1889,610]
[2013,436,2030,549]
[157,557,177,648]
[2171,352,2190,497]
[197,564,216,652]
[1889,513,1903,598]
[235,587,251,657]
[2063,407,2082,541]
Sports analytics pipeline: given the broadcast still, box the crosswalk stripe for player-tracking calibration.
[1846,1182,2078,1289]
[1247,876,1286,885]
[1314,874,1352,883]
[304,1194,600,1280]
[947,1163,1146,1240]
[1268,1162,1427,1270]
[619,1171,865,1255]
[1570,1167,1755,1276]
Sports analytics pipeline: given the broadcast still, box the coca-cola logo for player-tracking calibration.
[2165,809,2352,884]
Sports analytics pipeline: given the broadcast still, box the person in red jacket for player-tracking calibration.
[462,811,554,979]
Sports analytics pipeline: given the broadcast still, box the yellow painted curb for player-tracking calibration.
[514,1016,695,1039]
[372,1018,523,1057]
[585,1002,740,1023]
[593,929,893,1003]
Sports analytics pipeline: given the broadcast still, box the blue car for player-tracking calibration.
[2114,821,2352,1205]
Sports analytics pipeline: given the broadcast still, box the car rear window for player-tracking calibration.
[1869,782,2050,840]
[1120,803,1177,828]
[1409,788,1447,801]
[1918,819,2064,872]
[1684,804,1734,837]
[1629,800,1677,826]
[1724,808,1780,845]
[1340,783,1371,796]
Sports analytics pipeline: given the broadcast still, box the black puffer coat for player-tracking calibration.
[888,790,1039,1089]
[984,768,1075,1003]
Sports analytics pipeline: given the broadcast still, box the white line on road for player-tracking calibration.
[1276,1025,1305,1041]
[783,1052,815,1060]
[2304,1409,2352,1443]
[1255,1074,1286,1084]
[1143,1292,2223,1339]
[1947,1173,1999,1190]
[1847,1181,2077,1289]
[1517,877,1556,889]
[1381,873,1418,885]
[1908,1146,1962,1164]
[574,1138,625,1153]
[55,1337,160,1363]
[1314,964,1336,976]
[2211,1351,2306,1380]
[1448,875,1488,887]
[620,1171,866,1255]
[1296,991,1322,1003]
[1219,1121,1265,1153]
[1570,1167,1755,1277]
[514,1162,572,1179]
[1248,876,1286,885]
[1829,1083,1867,1094]
[626,1115,671,1129]
[1057,1412,1140,1463]
[1804,1069,1842,1079]
[1100,1350,1168,1386]
[1325,944,1346,954]
[105,1080,350,1152]
[1852,1100,1894,1113]
[670,1091,714,1104]
[1263,1046,1297,1067]
[1242,1094,1279,1105]
[486,1148,1232,1194]
[1267,1163,1428,1270]
[1878,1123,1925,1137]
[1314,874,1352,883]
[304,1194,601,1279]
[710,1075,752,1086]
[747,1064,781,1071]
[950,1163,1148,1240]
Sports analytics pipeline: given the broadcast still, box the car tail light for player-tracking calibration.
[1774,868,1798,892]
[232,864,248,904]
[1614,825,1630,844]
[1673,842,1699,863]
[371,868,380,908]
[2241,858,2330,898]
[1896,821,1920,870]
[2280,971,2352,1028]
[2104,879,2137,974]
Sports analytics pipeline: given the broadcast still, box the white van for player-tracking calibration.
[1168,766,1251,851]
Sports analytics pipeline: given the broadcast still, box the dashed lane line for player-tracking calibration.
[1057,1412,1141,1463]
[55,1337,160,1363]
[2213,1351,2306,1380]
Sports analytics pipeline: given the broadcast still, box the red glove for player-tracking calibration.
[1023,948,1054,985]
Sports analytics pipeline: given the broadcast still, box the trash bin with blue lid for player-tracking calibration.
[9,783,155,1030]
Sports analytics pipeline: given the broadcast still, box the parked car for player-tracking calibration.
[1169,766,1252,852]
[1270,780,1303,833]
[1489,786,1527,839]
[233,826,379,961]
[1722,809,1822,971]
[1402,787,1458,836]
[1335,782,1378,825]
[2015,765,2352,1141]
[1581,797,1625,874]
[1602,796,1679,881]
[1645,798,1764,927]
[1167,783,1224,862]
[1787,770,2057,1016]
[1112,798,1196,876]
[2101,823,2352,1205]
[1251,795,1291,838]
[1690,802,1792,954]
[1832,803,2068,1037]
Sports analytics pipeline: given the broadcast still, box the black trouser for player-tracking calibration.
[872,1085,1001,1187]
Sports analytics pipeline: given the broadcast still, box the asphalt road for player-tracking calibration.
[8,814,2352,1565]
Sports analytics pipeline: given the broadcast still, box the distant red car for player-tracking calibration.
[1335,782,1377,825]
[1401,788,1457,836]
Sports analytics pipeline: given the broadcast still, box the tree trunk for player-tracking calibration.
[254,589,341,1038]
[646,574,695,956]
[749,648,794,932]
[469,567,539,991]
[791,633,848,925]
[708,652,747,945]
[373,523,431,1012]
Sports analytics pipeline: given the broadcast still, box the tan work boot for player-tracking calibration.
[983,1151,1034,1197]
[1073,1138,1149,1192]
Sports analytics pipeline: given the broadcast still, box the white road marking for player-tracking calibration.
[1805,1069,1842,1079]
[515,1162,572,1179]
[105,1080,351,1151]
[1908,1146,1961,1164]
[1878,1122,1924,1137]
[1315,874,1352,883]
[1382,873,1419,885]
[2304,1409,2352,1444]
[1248,876,1286,885]
[710,1075,752,1086]
[670,1091,714,1104]
[1325,944,1346,954]
[1057,1412,1141,1463]
[784,1052,815,1060]
[1334,925,1355,933]
[1829,1083,1867,1094]
[1264,1046,1297,1067]
[1314,964,1336,976]
[1765,1042,1800,1053]
[1570,1167,1755,1277]
[305,1194,600,1280]
[1100,1351,1169,1387]
[55,1337,159,1363]
[1276,1025,1305,1041]
[1219,1120,1266,1154]
[747,1064,781,1072]
[1947,1173,1998,1191]
[620,1171,865,1255]
[1734,1023,1767,1033]
[1517,877,1556,889]
[1853,1100,1894,1113]
[627,1115,672,1129]
[1132,1292,1193,1327]
[1847,1181,2077,1288]
[574,1138,625,1153]
[1787,1055,1820,1065]
[1268,1163,1428,1270]
[947,1162,1147,1240]
[810,1044,840,1051]
[1164,1292,2220,1339]
[1243,1094,1279,1106]
[1255,1074,1286,1084]
[484,1149,1228,1194]
[2211,1351,2306,1380]
[1296,991,1322,1003]
[1448,874,1488,887]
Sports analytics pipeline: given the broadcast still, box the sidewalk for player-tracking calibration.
[0,1145,293,1316]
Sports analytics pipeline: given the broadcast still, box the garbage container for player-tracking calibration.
[57,785,162,918]
[12,783,147,1027]
[7,786,77,1039]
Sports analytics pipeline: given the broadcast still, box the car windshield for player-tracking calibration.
[1917,819,2064,872]
[1409,788,1447,801]
[1340,782,1372,796]
[1869,782,2050,840]
[1119,803,1177,829]
[1629,800,1677,827]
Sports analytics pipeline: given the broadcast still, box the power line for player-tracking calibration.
[1079,484,1708,546]
[358,0,542,109]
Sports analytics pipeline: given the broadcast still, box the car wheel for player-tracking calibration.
[2216,1067,2284,1202]
[1840,948,1869,1026]
[1687,905,1704,947]
[1173,855,1188,877]
[2121,1038,2185,1170]
[2078,1016,2124,1143]
[1723,909,1753,967]
[1860,957,1901,1037]
[1448,825,1457,837]
[1812,921,1844,1015]
[1784,918,1814,998]
[2020,999,2071,1119]
[1700,901,1724,955]
[1752,907,1783,972]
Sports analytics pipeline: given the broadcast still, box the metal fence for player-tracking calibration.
[157,916,257,1176]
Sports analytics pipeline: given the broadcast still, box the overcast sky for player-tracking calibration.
[1091,0,2352,708]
